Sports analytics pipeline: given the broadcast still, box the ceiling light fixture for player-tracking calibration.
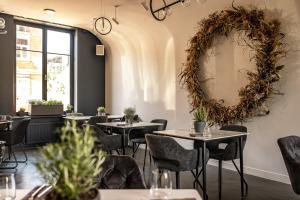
[0,17,7,35]
[43,8,56,15]
[112,5,120,25]
[150,0,203,21]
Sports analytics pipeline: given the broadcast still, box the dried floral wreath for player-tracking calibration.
[179,5,286,125]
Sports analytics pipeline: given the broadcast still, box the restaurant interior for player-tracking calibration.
[0,0,299,199]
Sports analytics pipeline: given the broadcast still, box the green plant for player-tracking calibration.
[123,107,136,117]
[193,106,207,122]
[97,106,105,113]
[19,107,26,112]
[67,104,73,111]
[36,122,105,200]
[29,100,63,105]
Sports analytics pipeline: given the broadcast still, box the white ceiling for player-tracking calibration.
[0,0,146,31]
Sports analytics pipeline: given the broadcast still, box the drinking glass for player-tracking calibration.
[0,174,16,200]
[149,169,172,199]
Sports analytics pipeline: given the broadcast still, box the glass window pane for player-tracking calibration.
[16,51,43,111]
[16,25,42,52]
[47,54,70,108]
[47,30,70,55]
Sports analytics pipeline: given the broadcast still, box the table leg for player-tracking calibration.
[202,142,207,200]
[239,137,244,198]
[123,129,126,155]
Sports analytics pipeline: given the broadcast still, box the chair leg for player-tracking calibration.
[176,172,180,189]
[143,144,147,172]
[0,147,18,169]
[218,160,222,200]
[132,143,135,158]
[232,160,248,194]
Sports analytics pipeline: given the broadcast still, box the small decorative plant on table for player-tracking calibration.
[36,122,105,200]
[193,106,208,134]
[97,106,106,116]
[124,107,136,124]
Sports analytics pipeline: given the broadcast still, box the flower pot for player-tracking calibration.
[97,112,106,116]
[44,188,100,200]
[194,121,206,133]
[125,115,134,124]
[28,104,64,116]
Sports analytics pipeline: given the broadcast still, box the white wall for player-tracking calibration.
[104,0,300,184]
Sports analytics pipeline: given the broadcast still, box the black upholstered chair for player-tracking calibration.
[278,135,300,195]
[0,118,30,169]
[97,155,146,189]
[87,125,123,154]
[87,116,107,126]
[146,134,209,189]
[130,119,168,171]
[207,125,248,200]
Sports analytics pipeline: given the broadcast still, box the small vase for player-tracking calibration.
[194,121,206,134]
[125,115,133,124]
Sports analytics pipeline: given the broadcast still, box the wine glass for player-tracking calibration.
[149,169,172,199]
[0,174,16,200]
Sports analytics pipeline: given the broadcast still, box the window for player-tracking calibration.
[16,23,73,111]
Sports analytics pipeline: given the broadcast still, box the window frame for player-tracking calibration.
[15,21,74,111]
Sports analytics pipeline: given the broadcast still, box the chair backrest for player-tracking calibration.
[88,116,107,126]
[278,136,300,194]
[85,125,107,138]
[97,155,146,189]
[219,125,247,160]
[151,119,167,131]
[145,134,183,164]
[3,118,30,145]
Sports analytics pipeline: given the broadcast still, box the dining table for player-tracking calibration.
[97,122,163,155]
[16,189,202,200]
[63,115,124,122]
[153,129,249,200]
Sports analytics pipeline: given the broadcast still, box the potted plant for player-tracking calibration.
[193,106,207,133]
[28,100,64,116]
[124,107,136,124]
[66,104,73,113]
[97,106,106,116]
[36,122,105,200]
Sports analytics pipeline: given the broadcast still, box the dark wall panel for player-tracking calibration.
[0,14,15,114]
[75,29,105,115]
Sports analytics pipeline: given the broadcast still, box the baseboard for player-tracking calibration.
[208,160,291,184]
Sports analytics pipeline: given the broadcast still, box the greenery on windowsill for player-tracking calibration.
[29,100,63,105]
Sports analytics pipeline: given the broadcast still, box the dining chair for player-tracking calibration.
[130,119,167,172]
[0,118,30,169]
[84,125,123,154]
[146,134,209,190]
[205,125,248,200]
[97,155,147,189]
[87,116,107,126]
[278,135,300,195]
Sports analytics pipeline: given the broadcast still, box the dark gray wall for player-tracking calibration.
[0,14,15,114]
[75,29,105,115]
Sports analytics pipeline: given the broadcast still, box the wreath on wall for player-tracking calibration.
[179,5,286,125]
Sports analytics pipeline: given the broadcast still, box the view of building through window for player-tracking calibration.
[16,24,71,111]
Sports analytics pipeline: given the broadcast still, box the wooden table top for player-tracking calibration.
[154,129,249,141]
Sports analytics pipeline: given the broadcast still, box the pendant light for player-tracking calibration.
[94,0,112,35]
[112,5,120,25]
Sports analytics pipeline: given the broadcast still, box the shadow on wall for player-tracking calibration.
[97,7,176,126]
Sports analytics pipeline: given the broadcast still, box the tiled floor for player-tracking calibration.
[2,148,299,200]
